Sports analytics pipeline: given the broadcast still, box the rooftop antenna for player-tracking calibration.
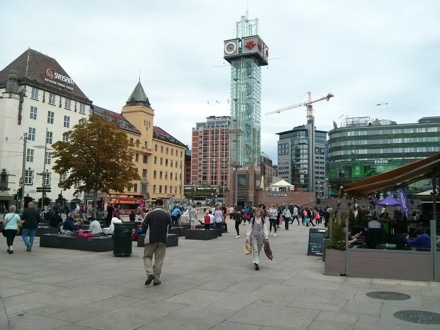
[138,70,141,82]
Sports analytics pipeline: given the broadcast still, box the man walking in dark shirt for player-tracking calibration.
[21,202,40,252]
[142,199,171,286]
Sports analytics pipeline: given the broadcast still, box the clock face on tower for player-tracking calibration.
[224,41,237,55]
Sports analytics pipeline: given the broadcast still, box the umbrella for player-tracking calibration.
[376,195,401,206]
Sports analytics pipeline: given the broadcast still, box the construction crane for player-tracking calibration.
[265,92,334,121]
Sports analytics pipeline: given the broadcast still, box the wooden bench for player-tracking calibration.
[137,234,178,247]
[39,234,114,252]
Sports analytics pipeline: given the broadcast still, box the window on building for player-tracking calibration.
[160,158,163,165]
[143,155,148,163]
[154,157,157,164]
[130,138,133,145]
[159,185,162,193]
[165,159,168,166]
[170,160,173,167]
[133,183,138,193]
[47,111,54,124]
[160,171,163,179]
[28,127,36,141]
[43,171,51,186]
[135,154,139,162]
[154,171,156,179]
[26,149,34,162]
[136,140,140,147]
[31,87,39,100]
[60,173,67,183]
[142,169,147,178]
[46,131,53,144]
[165,172,168,180]
[64,98,71,110]
[45,152,51,165]
[48,93,56,105]
[64,115,70,128]
[155,145,158,152]
[25,169,34,185]
[166,147,168,154]
[153,185,156,193]
[165,186,168,193]
[30,106,37,119]
[62,133,69,142]
[171,149,174,156]
[79,103,85,114]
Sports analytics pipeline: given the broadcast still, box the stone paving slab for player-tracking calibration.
[0,219,439,330]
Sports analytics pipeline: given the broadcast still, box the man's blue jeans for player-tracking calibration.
[22,228,37,247]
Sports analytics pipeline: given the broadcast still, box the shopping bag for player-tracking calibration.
[243,240,252,255]
[264,240,273,260]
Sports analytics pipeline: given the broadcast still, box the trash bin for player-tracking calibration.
[113,223,132,257]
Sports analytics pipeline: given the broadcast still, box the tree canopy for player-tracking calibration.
[51,115,140,214]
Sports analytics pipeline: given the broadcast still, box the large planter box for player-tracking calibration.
[185,229,217,240]
[36,226,59,237]
[324,247,434,281]
[40,234,113,252]
[137,234,178,247]
[324,249,346,275]
[346,248,432,281]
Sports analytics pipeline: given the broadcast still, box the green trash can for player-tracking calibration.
[113,223,132,257]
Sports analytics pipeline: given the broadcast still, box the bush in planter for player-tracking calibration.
[325,213,347,251]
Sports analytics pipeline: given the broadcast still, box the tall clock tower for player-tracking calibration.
[224,15,268,167]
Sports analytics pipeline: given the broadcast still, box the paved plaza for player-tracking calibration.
[1,220,439,330]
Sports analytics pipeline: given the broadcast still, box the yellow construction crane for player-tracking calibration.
[265,92,334,121]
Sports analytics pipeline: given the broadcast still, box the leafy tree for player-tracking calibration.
[51,115,140,217]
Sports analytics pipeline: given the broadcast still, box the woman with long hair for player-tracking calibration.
[246,208,269,271]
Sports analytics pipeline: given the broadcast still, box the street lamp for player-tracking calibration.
[35,128,51,211]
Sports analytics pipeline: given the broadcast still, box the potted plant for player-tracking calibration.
[324,213,347,275]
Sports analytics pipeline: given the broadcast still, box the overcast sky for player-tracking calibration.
[1,0,439,163]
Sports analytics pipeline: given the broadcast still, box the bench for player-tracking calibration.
[137,234,178,247]
[39,234,114,252]
[169,227,185,237]
[36,226,60,237]
[185,229,218,240]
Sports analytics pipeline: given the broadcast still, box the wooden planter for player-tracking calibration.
[324,249,346,275]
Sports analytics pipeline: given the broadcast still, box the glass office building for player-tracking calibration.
[328,116,440,195]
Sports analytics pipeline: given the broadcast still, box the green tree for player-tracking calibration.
[51,115,140,217]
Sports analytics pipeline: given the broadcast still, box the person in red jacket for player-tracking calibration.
[203,211,211,230]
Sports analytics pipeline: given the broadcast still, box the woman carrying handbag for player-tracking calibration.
[2,205,22,254]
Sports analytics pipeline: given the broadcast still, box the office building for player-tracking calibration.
[328,116,440,195]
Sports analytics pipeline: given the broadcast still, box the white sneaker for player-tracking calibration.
[274,233,277,237]
[270,232,273,236]
[235,235,240,238]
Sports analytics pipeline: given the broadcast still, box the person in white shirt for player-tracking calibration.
[246,208,269,271]
[214,206,224,237]
[89,218,103,235]
[103,215,122,235]
[268,204,278,236]
[291,205,300,225]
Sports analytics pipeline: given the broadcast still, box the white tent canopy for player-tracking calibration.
[272,179,292,187]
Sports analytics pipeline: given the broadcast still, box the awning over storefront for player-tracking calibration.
[343,154,440,197]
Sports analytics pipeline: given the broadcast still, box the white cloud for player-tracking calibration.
[1,0,439,163]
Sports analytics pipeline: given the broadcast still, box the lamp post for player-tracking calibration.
[20,133,27,211]
[35,128,49,211]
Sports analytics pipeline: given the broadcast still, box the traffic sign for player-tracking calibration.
[36,187,51,192]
